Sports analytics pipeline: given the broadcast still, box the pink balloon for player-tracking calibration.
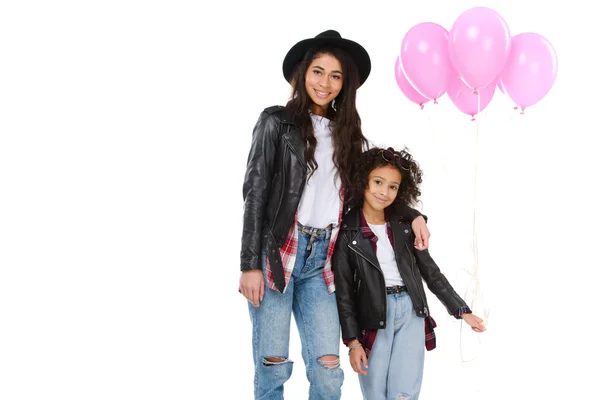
[394,56,430,108]
[447,73,495,118]
[448,7,511,90]
[500,32,558,109]
[400,22,452,100]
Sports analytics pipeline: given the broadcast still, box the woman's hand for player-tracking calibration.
[411,216,430,250]
[239,270,264,307]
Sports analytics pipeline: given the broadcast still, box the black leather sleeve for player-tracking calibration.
[392,204,427,223]
[240,110,280,271]
[333,233,362,340]
[414,249,467,315]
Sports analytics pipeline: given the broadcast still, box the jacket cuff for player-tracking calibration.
[240,255,262,271]
[453,305,472,319]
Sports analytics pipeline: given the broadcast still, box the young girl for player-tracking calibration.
[333,147,486,400]
[238,31,431,399]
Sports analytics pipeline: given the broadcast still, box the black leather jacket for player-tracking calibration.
[333,207,467,340]
[240,105,423,293]
[240,106,305,292]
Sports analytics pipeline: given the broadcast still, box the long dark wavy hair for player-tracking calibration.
[285,46,368,192]
[345,147,423,210]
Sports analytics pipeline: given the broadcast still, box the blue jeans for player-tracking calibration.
[359,292,425,400]
[249,223,344,400]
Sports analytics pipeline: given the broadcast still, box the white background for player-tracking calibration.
[1,1,598,399]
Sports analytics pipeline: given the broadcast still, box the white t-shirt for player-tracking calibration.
[297,114,342,229]
[368,223,404,287]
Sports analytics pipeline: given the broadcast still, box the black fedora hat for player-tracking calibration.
[282,30,371,87]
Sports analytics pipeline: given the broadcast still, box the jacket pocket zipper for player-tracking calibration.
[271,145,288,236]
[406,243,428,316]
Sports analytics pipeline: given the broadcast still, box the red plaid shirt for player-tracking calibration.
[265,190,345,294]
[344,210,438,356]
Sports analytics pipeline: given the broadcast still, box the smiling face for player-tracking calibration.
[363,165,402,215]
[304,53,343,116]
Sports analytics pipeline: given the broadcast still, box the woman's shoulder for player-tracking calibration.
[260,105,291,122]
[251,105,292,138]
[263,105,285,115]
[256,105,293,127]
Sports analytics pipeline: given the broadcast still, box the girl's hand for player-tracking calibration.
[349,342,368,375]
[411,216,430,250]
[462,313,486,333]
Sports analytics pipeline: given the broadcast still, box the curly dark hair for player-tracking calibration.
[345,146,423,210]
[285,46,367,192]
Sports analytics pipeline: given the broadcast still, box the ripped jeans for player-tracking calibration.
[248,223,344,400]
[358,292,425,400]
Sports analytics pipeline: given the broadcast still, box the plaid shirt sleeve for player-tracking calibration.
[321,191,345,294]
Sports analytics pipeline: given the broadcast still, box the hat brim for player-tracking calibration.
[282,37,371,87]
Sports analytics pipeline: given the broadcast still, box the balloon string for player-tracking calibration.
[473,91,480,282]
[460,90,483,365]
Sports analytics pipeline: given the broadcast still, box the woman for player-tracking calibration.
[238,30,430,400]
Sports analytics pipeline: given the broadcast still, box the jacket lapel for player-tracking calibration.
[280,114,306,170]
[344,208,381,271]
[283,132,306,168]
[348,231,381,271]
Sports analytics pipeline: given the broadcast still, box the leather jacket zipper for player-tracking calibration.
[272,137,305,240]
[406,243,428,316]
[282,135,307,170]
[349,245,382,273]
[349,243,387,320]
[272,145,288,226]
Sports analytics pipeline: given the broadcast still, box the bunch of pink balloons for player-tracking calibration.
[394,7,558,117]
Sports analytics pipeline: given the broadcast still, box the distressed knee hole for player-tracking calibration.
[317,355,340,369]
[263,356,288,366]
[396,394,411,400]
